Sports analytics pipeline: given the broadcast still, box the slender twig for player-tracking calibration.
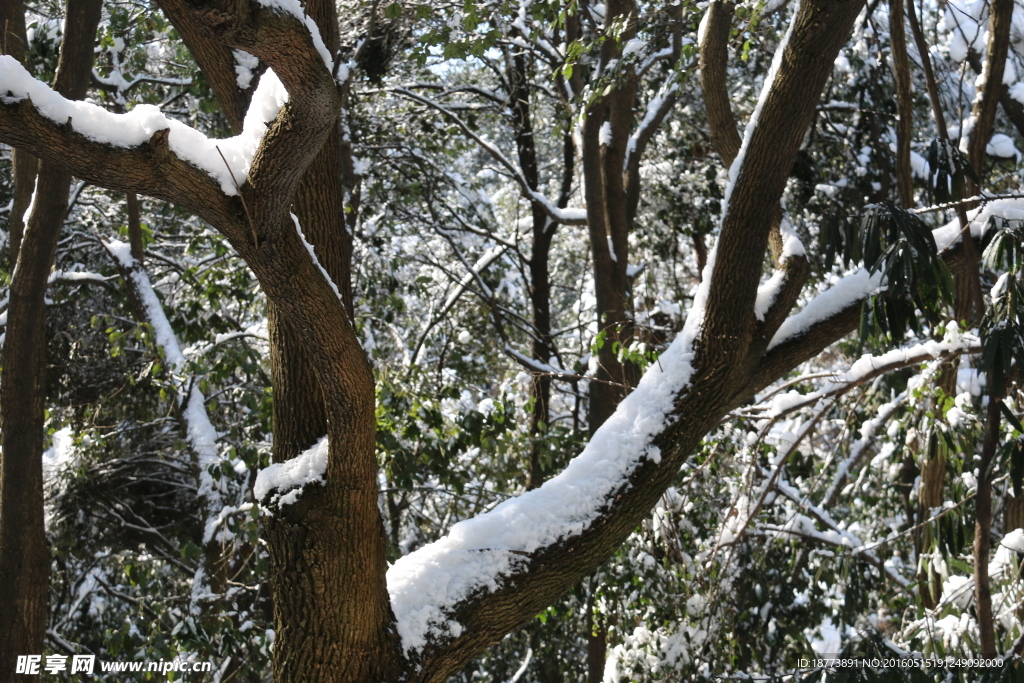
[215,146,259,248]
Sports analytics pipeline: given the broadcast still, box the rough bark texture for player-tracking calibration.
[701,0,860,371]
[0,0,101,678]
[156,1,398,679]
[699,0,742,166]
[155,0,258,132]
[1007,493,1024,532]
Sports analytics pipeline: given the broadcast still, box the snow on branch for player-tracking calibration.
[254,436,329,507]
[759,328,980,419]
[766,198,1024,357]
[0,56,288,196]
[101,239,225,541]
[253,0,334,73]
[387,244,722,654]
[624,80,679,176]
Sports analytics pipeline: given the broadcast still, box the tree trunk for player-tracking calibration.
[974,382,1003,659]
[889,0,914,207]
[0,0,101,678]
[1,0,35,267]
[507,42,563,489]
[582,0,639,433]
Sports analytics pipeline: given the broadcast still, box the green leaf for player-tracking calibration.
[999,401,1024,434]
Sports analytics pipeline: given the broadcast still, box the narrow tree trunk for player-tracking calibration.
[581,0,639,432]
[699,0,742,166]
[507,43,563,489]
[1,0,35,267]
[916,425,946,608]
[0,0,101,678]
[1006,492,1024,531]
[965,0,1013,184]
[907,0,985,322]
[126,192,144,263]
[889,0,914,207]
[974,382,1003,659]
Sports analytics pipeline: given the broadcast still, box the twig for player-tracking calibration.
[215,146,259,248]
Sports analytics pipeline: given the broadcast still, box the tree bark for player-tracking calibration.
[699,0,742,167]
[907,0,986,321]
[506,40,563,489]
[126,193,144,262]
[0,0,101,678]
[965,0,1013,184]
[966,49,1024,142]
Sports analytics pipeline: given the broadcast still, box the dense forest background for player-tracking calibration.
[2,0,1024,679]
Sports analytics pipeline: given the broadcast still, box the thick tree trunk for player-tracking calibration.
[0,0,101,678]
[155,3,391,679]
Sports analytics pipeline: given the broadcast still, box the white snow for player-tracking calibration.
[42,426,74,483]
[765,328,977,418]
[621,38,645,56]
[1001,528,1024,551]
[291,213,343,303]
[103,240,225,543]
[254,0,334,71]
[233,50,259,89]
[932,197,1024,250]
[554,207,588,222]
[254,436,329,507]
[625,81,679,173]
[1010,82,1024,106]
[0,57,289,196]
[754,269,786,321]
[767,268,884,350]
[986,132,1019,158]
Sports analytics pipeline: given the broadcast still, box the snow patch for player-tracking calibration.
[254,436,329,507]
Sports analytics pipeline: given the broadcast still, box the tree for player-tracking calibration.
[3,0,1024,681]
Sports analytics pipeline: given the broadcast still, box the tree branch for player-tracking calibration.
[699,0,741,166]
[701,0,865,376]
